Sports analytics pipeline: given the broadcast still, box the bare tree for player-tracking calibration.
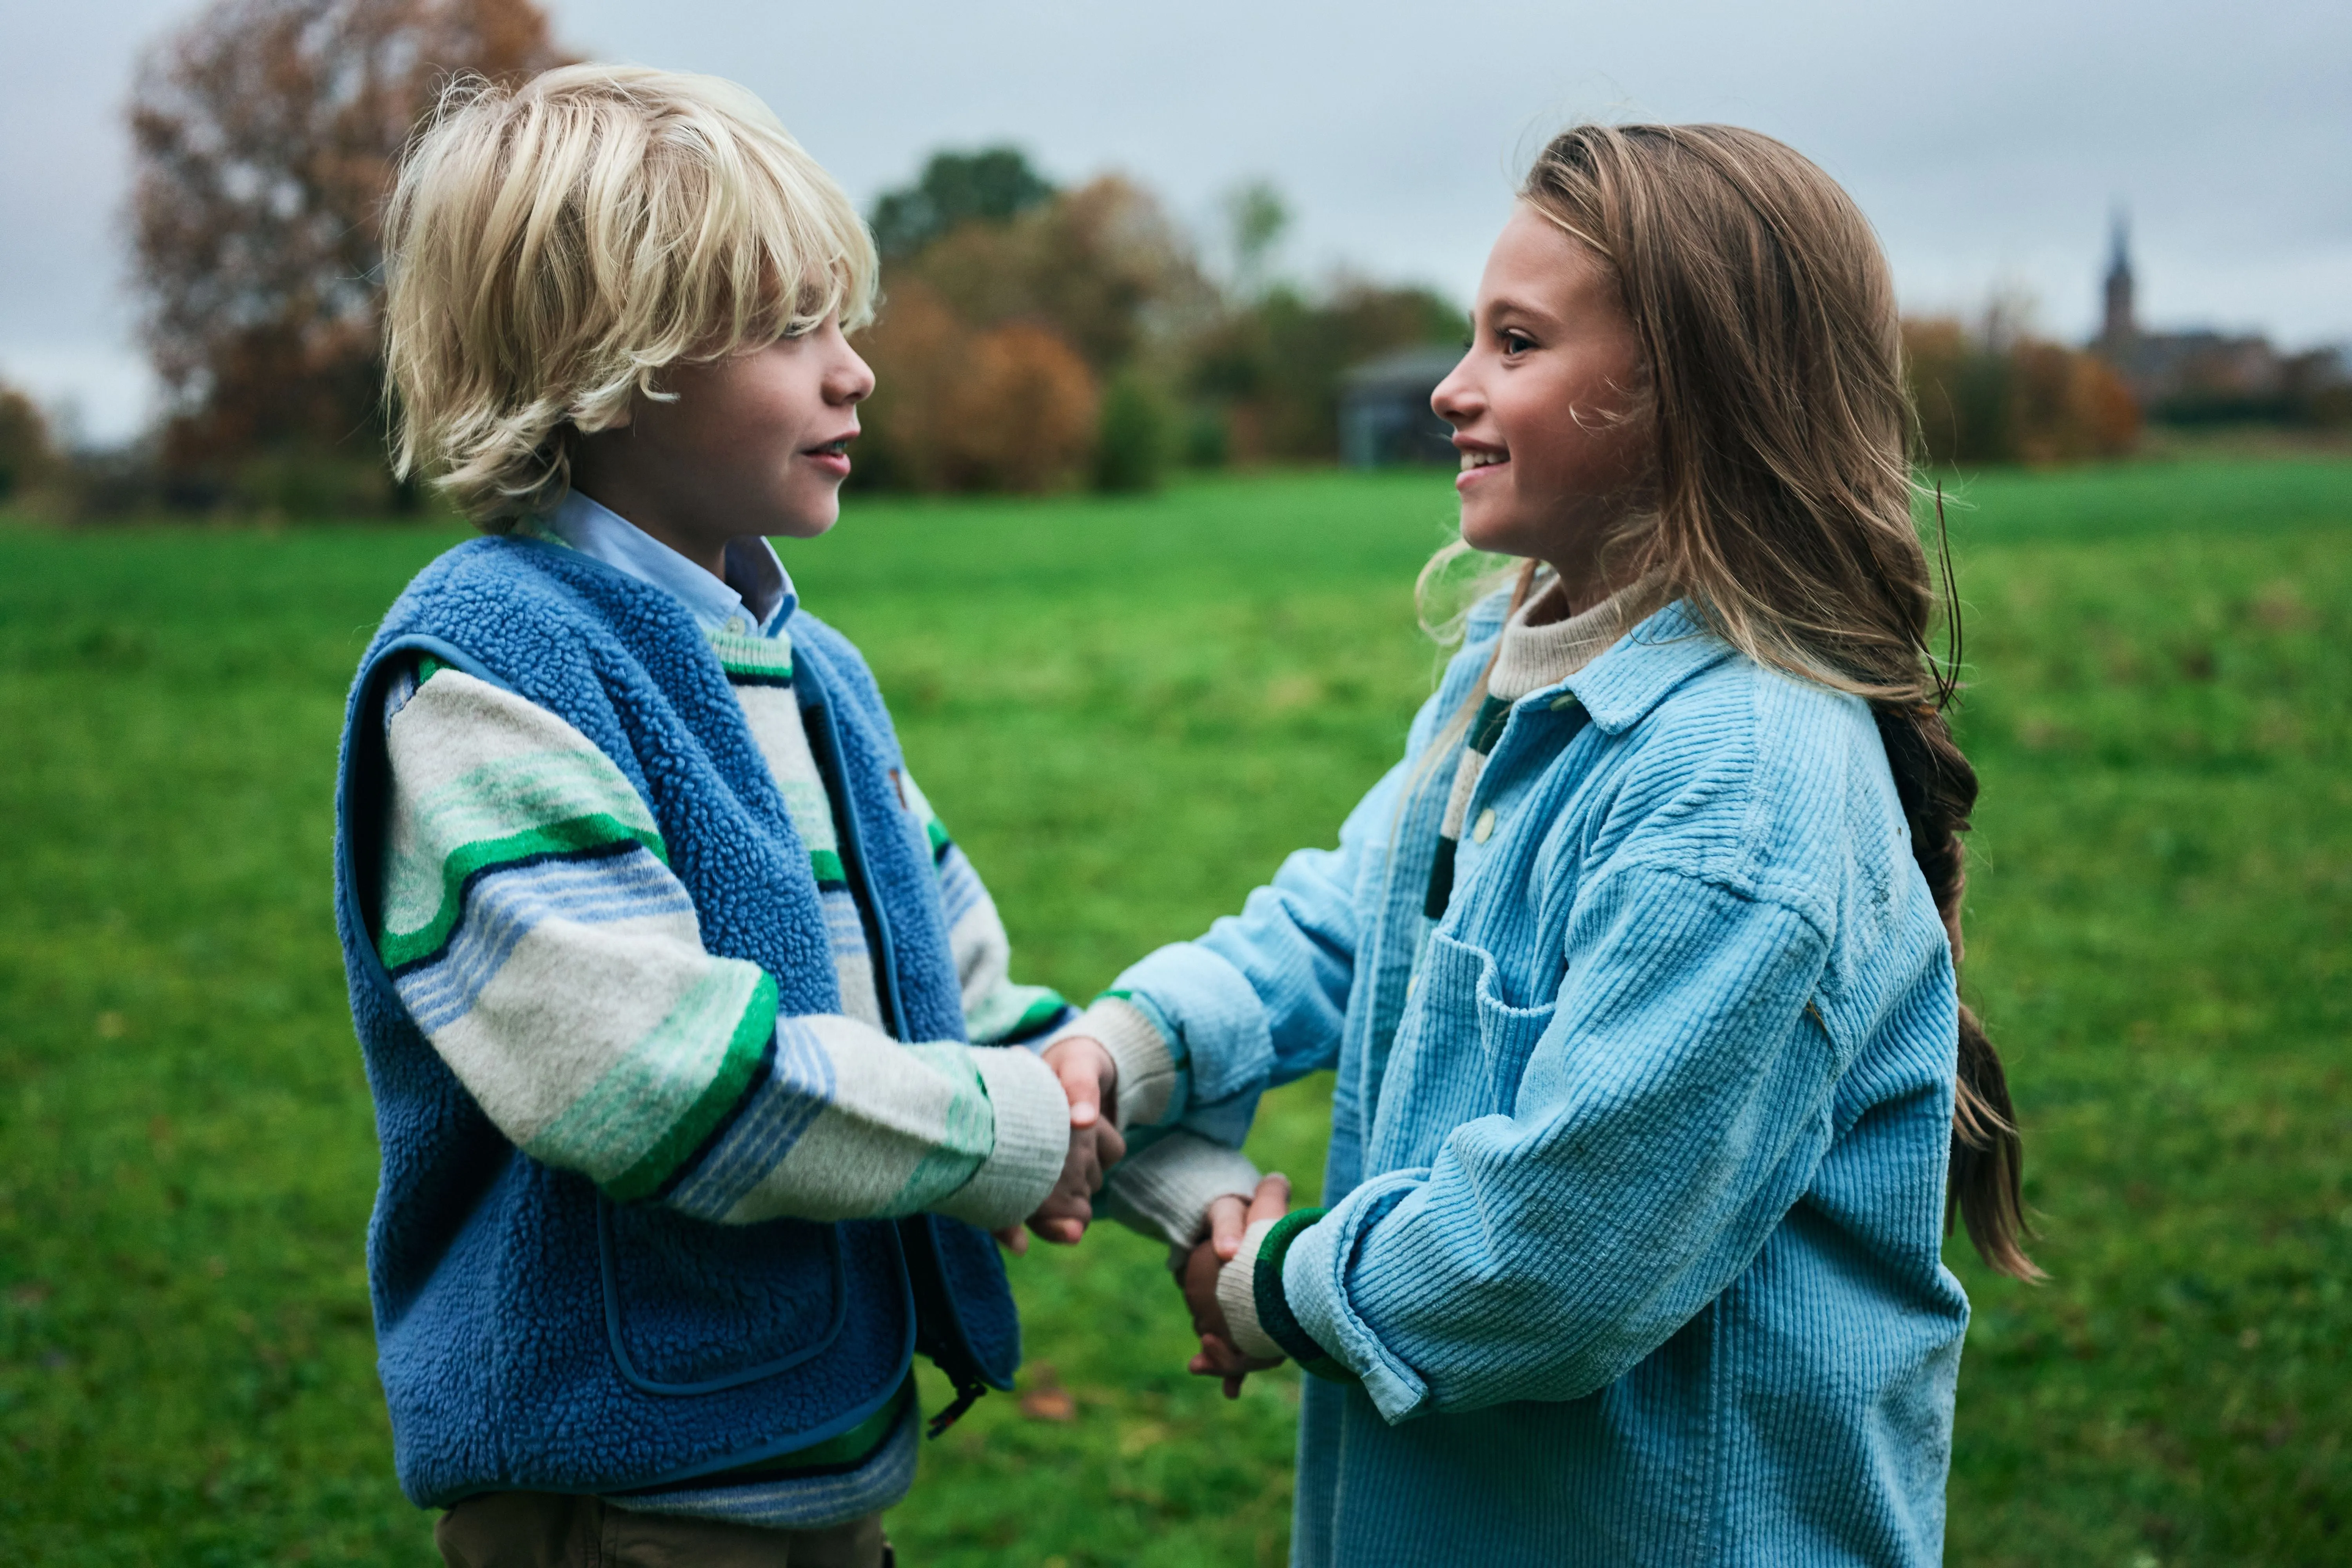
[129,0,565,499]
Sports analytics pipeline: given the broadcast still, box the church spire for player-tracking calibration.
[2102,207,2135,345]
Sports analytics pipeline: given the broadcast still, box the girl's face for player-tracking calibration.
[1432,205,1652,596]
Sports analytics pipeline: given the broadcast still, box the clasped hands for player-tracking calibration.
[1011,1035,1293,1396]
[995,1034,1127,1253]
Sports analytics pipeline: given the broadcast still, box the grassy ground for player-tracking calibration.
[1,457,2346,1564]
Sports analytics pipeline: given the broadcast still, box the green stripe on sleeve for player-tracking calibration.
[966,983,1074,1045]
[1252,1206,1358,1383]
[378,814,669,970]
[1008,992,1072,1040]
[878,1043,995,1213]
[605,968,780,1202]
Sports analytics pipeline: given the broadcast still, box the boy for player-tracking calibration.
[335,65,1126,1565]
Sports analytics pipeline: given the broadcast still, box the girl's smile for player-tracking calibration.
[1454,437,1509,490]
[1432,205,1653,612]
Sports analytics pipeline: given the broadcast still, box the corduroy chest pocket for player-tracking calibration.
[598,1199,847,1393]
[1383,931,1561,1146]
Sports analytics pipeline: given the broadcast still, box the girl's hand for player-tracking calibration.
[1177,1172,1291,1396]
[998,1035,1127,1251]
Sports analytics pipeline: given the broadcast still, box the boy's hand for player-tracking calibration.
[997,1035,1124,1252]
[1177,1172,1291,1397]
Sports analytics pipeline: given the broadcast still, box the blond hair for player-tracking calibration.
[381,64,878,524]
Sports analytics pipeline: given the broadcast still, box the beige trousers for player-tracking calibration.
[435,1492,890,1568]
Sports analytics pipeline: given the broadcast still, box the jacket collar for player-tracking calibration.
[1557,599,1735,734]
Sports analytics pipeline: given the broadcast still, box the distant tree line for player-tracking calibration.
[1903,310,2141,466]
[849,149,1463,495]
[13,0,2342,521]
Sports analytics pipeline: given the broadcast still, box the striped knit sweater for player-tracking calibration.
[368,497,1076,1526]
[376,640,1074,1230]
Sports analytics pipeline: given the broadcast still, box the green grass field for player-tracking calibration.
[2,457,2347,1565]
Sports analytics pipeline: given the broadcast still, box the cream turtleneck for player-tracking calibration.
[1487,569,1671,701]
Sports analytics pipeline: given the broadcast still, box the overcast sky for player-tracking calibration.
[5,0,2347,444]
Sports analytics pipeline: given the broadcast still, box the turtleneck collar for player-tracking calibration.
[1487,570,1671,701]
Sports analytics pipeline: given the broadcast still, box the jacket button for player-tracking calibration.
[1472,808,1497,844]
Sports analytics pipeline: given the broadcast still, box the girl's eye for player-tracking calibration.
[1501,330,1535,358]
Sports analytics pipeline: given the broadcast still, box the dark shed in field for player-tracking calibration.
[1338,345,1462,467]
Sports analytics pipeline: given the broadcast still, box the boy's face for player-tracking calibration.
[573,312,875,566]
[1431,205,1653,593]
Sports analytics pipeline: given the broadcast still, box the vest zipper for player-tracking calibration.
[795,656,996,1434]
[795,660,908,1040]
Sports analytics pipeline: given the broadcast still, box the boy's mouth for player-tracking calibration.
[803,436,854,475]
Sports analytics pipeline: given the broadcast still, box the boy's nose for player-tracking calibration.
[832,347,876,405]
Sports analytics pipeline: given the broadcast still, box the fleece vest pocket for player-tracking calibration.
[599,1200,847,1393]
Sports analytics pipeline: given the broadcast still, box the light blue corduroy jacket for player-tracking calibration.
[1112,596,1971,1567]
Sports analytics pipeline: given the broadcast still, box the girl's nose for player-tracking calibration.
[1430,358,1479,428]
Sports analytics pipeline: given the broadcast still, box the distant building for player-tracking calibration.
[2100,211,2137,347]
[1338,345,1463,467]
[2091,212,2343,422]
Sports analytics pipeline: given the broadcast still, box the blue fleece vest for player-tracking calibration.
[331,535,1019,1507]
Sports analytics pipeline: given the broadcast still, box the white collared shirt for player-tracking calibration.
[541,489,798,637]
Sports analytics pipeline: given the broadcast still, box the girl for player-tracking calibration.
[1047,124,2033,1566]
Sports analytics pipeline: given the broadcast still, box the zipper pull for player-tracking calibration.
[925,1371,989,1439]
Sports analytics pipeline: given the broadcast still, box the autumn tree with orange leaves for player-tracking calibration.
[129,0,566,508]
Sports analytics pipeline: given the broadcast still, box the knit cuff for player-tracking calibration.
[1244,1207,1355,1381]
[931,1046,1069,1232]
[1100,1132,1262,1248]
[1216,1219,1289,1360]
[1049,995,1180,1131]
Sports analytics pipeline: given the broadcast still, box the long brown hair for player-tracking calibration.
[1515,124,2038,1279]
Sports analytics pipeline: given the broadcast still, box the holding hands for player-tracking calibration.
[1000,1034,1125,1252]
[1013,1033,1294,1397]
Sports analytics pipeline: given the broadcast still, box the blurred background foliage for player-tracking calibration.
[849,147,1465,496]
[125,0,569,517]
[0,0,2342,524]
[1906,308,2145,466]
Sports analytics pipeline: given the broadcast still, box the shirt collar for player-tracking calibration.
[1559,599,1737,733]
[541,490,797,637]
